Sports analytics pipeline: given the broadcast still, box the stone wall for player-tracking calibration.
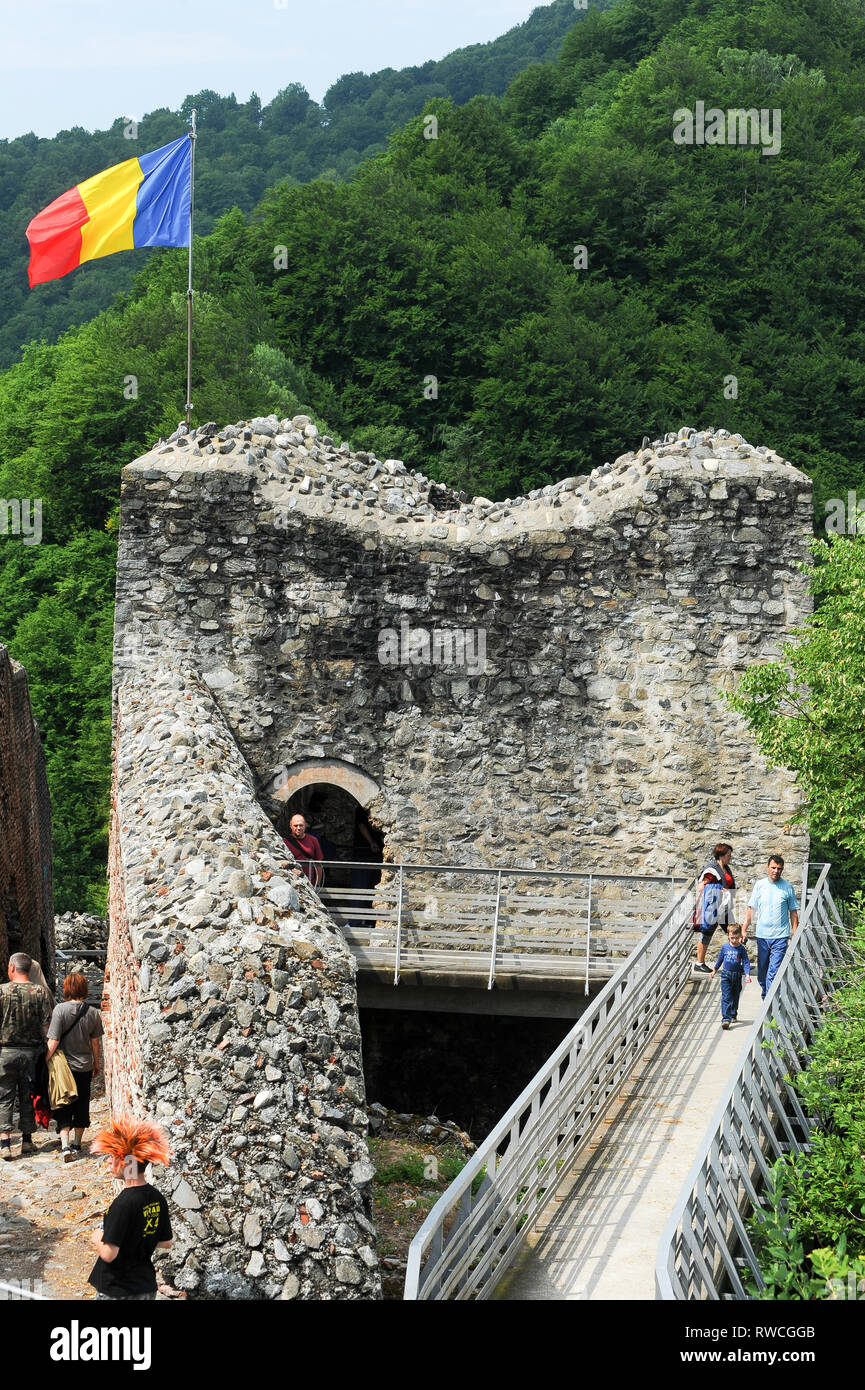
[114,419,812,887]
[0,644,54,974]
[108,663,379,1299]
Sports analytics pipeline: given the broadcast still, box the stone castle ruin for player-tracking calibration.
[109,415,812,1297]
[0,644,54,975]
[115,416,812,874]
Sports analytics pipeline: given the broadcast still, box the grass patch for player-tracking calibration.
[369,1132,481,1298]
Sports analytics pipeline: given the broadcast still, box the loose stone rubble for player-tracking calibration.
[55,913,108,953]
[367,1101,475,1151]
[107,663,380,1299]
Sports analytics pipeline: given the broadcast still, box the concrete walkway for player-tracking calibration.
[496,968,761,1300]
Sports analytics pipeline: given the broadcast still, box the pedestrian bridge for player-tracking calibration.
[76,854,844,1300]
[402,863,847,1300]
[318,862,687,1015]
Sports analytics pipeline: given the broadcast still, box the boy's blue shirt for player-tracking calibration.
[712,941,752,975]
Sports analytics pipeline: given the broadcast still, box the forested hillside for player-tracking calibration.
[0,0,598,369]
[3,0,865,908]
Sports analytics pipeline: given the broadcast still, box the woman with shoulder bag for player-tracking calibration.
[46,974,104,1162]
[693,843,736,973]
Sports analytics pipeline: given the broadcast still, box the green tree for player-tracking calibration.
[728,536,865,867]
[0,534,115,911]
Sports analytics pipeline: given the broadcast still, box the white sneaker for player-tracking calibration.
[61,1147,74,1163]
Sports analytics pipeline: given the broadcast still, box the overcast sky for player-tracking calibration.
[0,0,547,141]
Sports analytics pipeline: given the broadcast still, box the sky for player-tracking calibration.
[0,0,547,141]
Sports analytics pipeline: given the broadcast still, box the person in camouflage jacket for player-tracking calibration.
[0,952,52,1158]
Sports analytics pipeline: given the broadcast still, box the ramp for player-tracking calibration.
[404,882,698,1299]
[495,974,760,1299]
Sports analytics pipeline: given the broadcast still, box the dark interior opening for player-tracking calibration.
[278,782,384,919]
[359,1006,573,1139]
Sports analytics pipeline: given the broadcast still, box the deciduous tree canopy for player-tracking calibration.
[3,0,865,905]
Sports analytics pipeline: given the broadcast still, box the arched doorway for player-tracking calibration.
[261,759,384,924]
[263,757,380,811]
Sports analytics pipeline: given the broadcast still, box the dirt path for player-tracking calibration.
[0,1083,116,1301]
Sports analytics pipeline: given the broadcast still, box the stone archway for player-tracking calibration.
[262,757,380,809]
[262,759,384,922]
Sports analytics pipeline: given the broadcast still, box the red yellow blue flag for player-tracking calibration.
[26,135,191,288]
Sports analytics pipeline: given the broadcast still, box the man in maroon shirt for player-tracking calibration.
[282,813,324,887]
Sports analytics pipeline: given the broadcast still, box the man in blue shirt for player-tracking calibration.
[742,855,799,999]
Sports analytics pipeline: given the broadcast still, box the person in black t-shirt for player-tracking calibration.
[87,1118,173,1300]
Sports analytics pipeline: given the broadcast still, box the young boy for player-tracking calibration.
[88,1118,173,1300]
[710,924,752,1029]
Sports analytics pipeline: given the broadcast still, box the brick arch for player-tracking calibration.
[262,758,380,809]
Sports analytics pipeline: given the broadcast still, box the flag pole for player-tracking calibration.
[185,108,197,428]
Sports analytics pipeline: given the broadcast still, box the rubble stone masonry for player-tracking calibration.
[108,663,379,1299]
[109,416,814,1298]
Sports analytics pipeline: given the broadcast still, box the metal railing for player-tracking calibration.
[655,863,848,1300]
[0,1280,48,1300]
[316,860,685,992]
[54,947,107,1000]
[403,874,699,1299]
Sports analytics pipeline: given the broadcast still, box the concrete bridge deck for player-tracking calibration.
[495,970,761,1300]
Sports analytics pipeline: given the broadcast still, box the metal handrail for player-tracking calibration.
[655,863,848,1300]
[584,873,593,996]
[403,875,700,1299]
[394,864,404,986]
[0,1281,48,1300]
[317,861,687,988]
[316,859,688,883]
[488,870,503,991]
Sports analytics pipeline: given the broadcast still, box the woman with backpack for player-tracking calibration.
[693,843,737,974]
[45,973,103,1162]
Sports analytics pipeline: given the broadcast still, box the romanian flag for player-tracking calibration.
[26,135,191,288]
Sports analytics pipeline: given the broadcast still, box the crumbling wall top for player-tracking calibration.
[125,417,811,547]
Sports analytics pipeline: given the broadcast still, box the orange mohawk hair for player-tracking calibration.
[91,1117,172,1167]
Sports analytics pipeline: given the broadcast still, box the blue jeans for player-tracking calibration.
[720,972,742,1022]
[757,937,788,999]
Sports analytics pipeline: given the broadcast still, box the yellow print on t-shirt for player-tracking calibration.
[142,1202,161,1236]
